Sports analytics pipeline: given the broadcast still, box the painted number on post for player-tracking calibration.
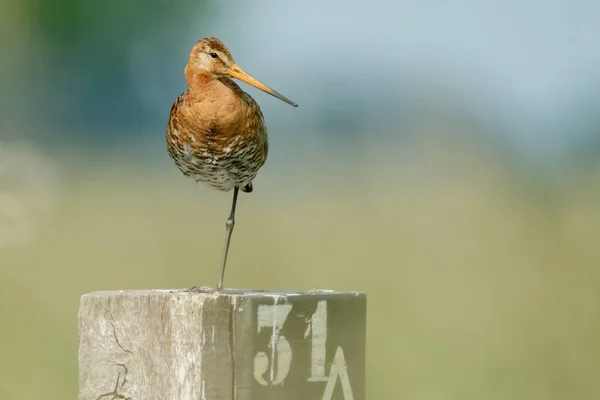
[253,300,355,400]
[254,303,293,386]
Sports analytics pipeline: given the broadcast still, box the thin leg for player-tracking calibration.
[217,186,239,290]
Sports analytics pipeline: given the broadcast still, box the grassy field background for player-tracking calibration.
[1,133,599,399]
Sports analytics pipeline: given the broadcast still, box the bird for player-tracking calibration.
[166,37,297,291]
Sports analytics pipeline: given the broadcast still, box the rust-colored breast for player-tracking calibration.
[166,79,268,192]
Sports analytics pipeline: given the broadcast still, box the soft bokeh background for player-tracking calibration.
[1,0,600,398]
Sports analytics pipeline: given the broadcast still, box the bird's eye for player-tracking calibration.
[210,52,218,59]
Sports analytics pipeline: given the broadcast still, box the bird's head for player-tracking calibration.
[186,37,297,107]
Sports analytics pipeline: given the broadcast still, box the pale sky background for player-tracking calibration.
[169,0,600,156]
[3,0,599,159]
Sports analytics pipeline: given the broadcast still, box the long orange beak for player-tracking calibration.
[227,64,298,107]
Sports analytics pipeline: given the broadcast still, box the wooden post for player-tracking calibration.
[78,288,366,400]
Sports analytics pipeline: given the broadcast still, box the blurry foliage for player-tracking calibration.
[0,141,58,248]
[570,103,600,168]
[28,0,210,51]
[26,0,210,53]
[21,0,215,134]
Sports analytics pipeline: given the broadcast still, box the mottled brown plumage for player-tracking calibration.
[166,37,297,289]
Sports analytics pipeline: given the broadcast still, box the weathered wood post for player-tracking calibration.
[78,288,366,399]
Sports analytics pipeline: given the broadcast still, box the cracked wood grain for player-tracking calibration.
[94,364,130,400]
[108,311,134,356]
[78,290,233,400]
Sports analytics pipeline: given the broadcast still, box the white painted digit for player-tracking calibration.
[253,299,356,399]
[306,300,328,382]
[253,303,293,386]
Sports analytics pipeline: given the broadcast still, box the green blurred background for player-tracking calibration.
[1,0,600,398]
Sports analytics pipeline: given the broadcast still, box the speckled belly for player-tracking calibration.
[169,138,267,192]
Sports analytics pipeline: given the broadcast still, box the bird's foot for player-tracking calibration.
[184,286,216,293]
[241,182,253,193]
